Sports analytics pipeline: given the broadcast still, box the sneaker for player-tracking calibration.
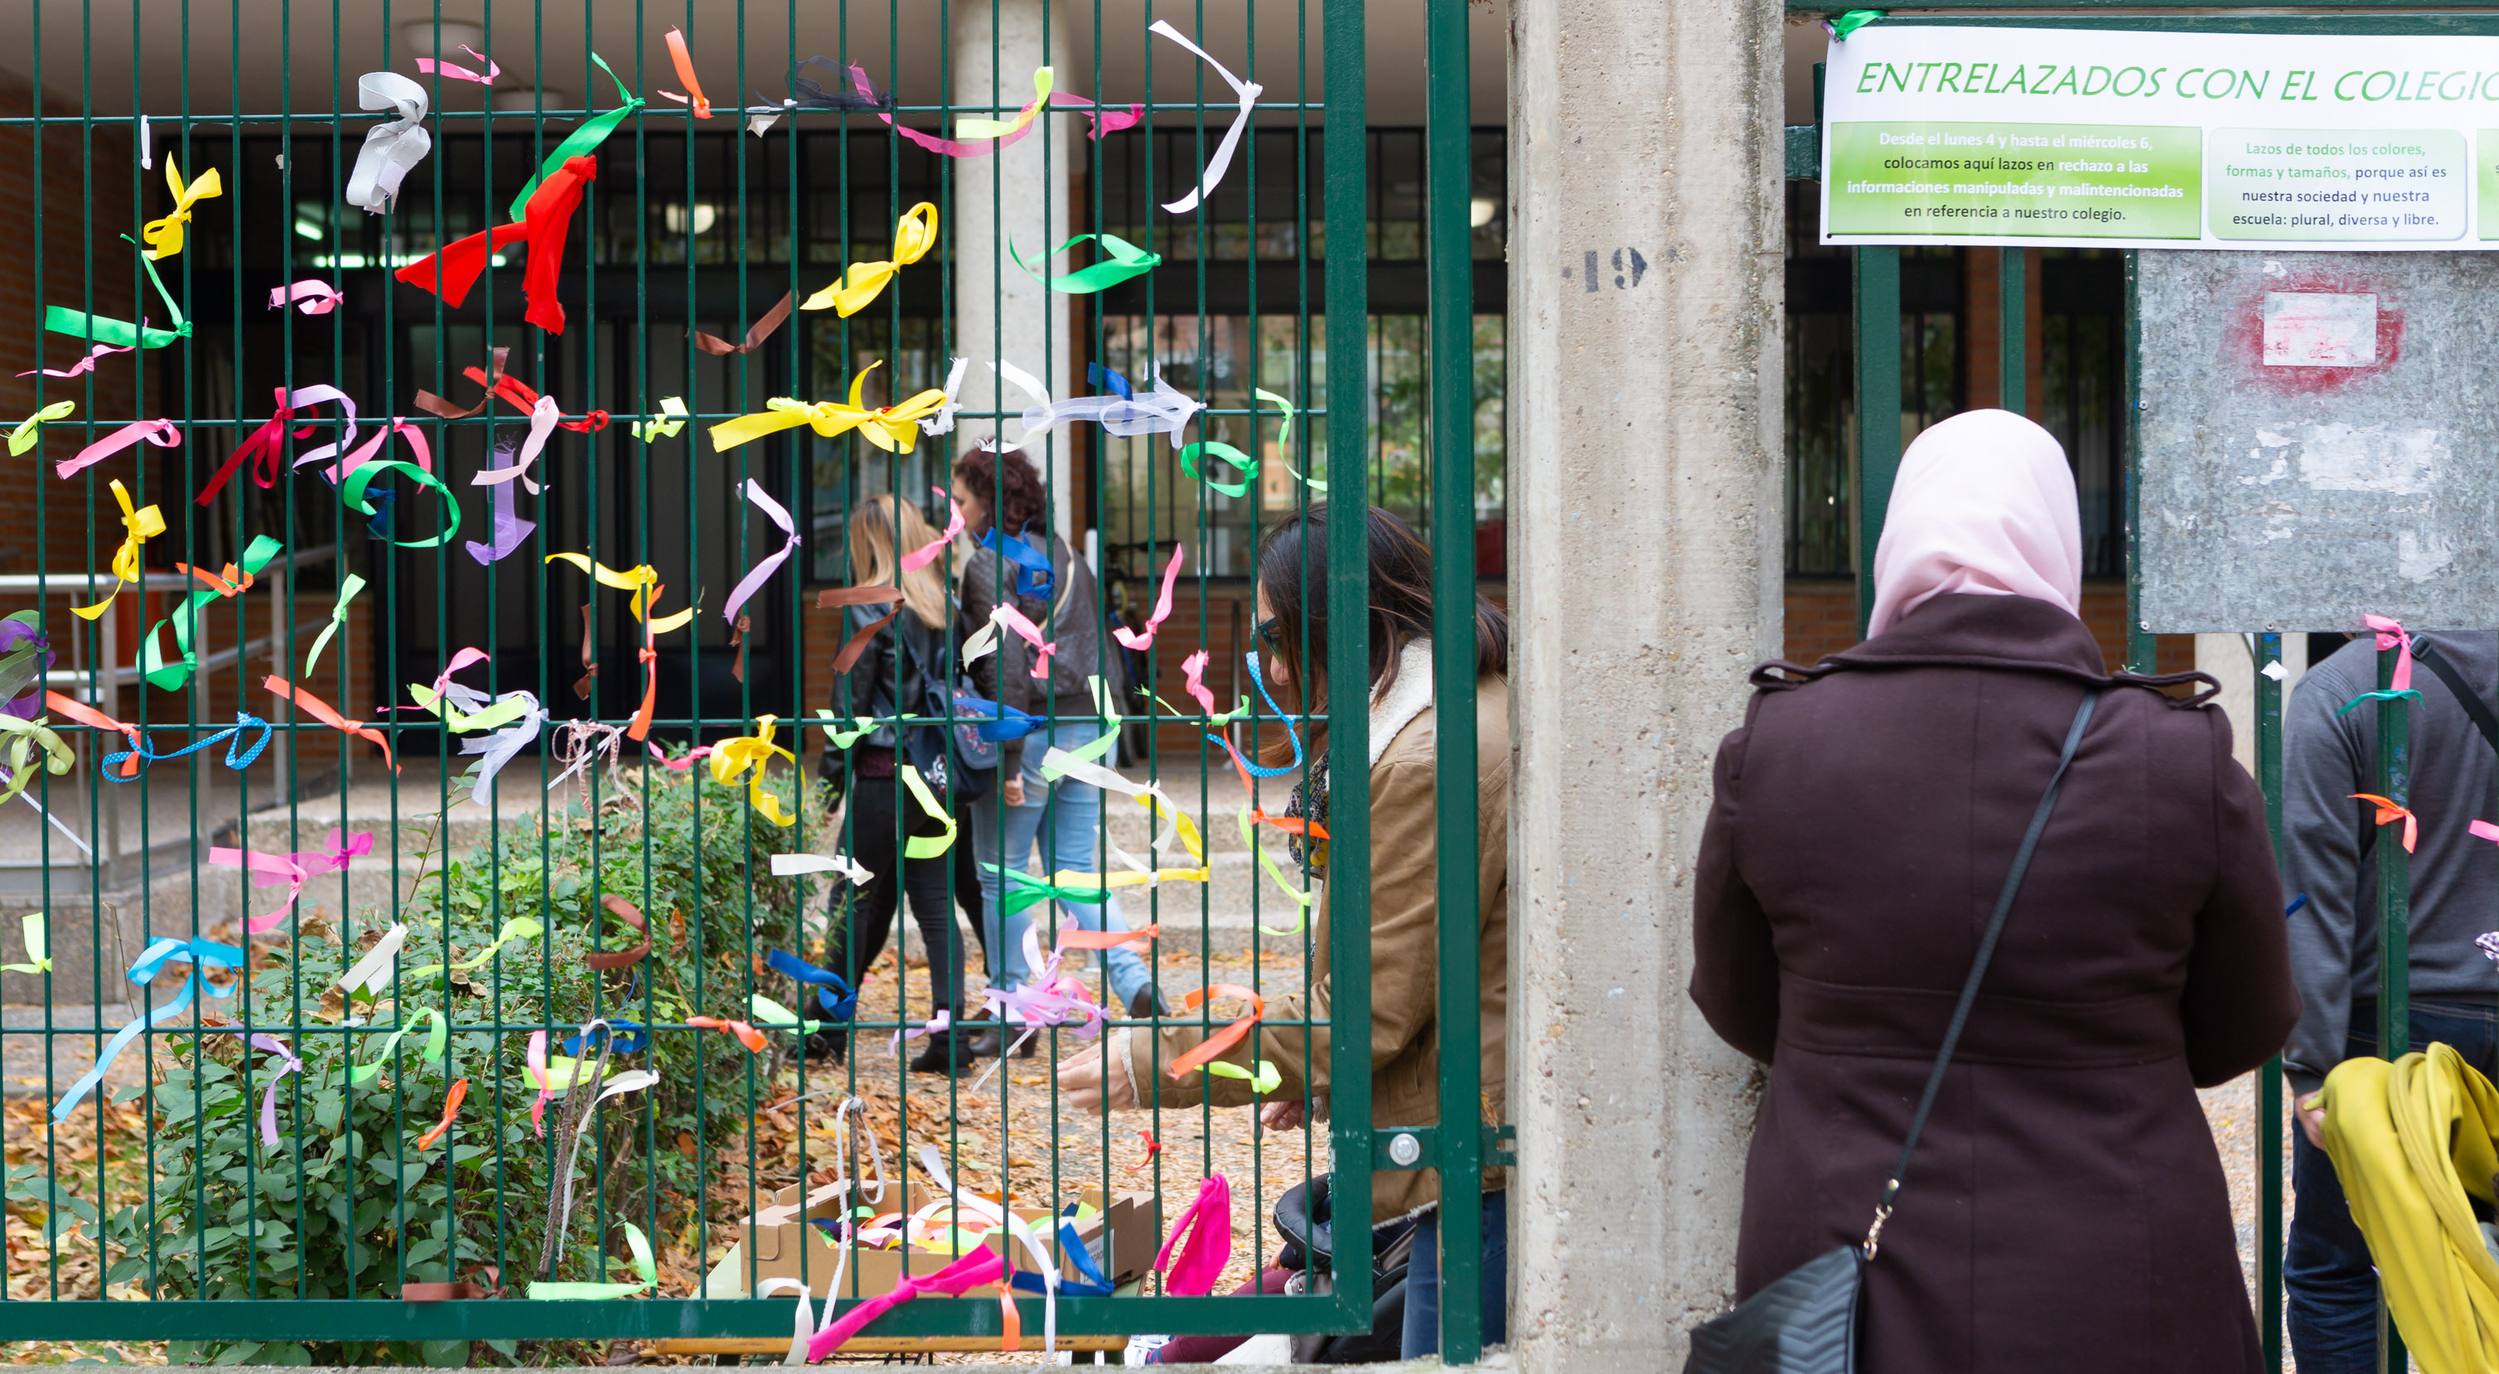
[802,1027,850,1064]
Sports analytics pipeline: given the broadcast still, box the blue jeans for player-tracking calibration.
[969,720,1151,1009]
[2288,1000,2499,1374]
[1403,1190,1509,1359]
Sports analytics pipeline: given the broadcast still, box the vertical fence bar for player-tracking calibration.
[1998,248,2025,416]
[1851,246,1901,635]
[1424,0,1485,1360]
[2121,251,2154,673]
[1321,0,1378,1331]
[2254,631,2286,1373]
[2374,645,2411,1374]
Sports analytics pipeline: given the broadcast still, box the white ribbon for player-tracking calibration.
[472,394,561,496]
[346,73,431,214]
[770,851,875,888]
[1151,21,1263,215]
[336,922,409,996]
[911,1146,1059,1355]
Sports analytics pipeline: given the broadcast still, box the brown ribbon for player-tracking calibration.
[690,291,794,356]
[412,347,514,419]
[818,585,907,674]
[399,1267,502,1302]
[585,893,651,971]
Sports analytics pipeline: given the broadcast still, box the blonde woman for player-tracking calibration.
[816,494,972,1075]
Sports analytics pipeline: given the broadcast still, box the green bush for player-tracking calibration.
[102,761,811,1366]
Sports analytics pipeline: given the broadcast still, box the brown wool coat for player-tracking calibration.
[1125,672,1511,1220]
[1690,595,2298,1374]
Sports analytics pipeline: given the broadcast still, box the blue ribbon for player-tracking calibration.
[978,529,1056,602]
[1009,1219,1116,1296]
[364,484,397,542]
[2286,893,2310,918]
[53,937,245,1120]
[1215,651,1307,779]
[955,692,1047,742]
[101,712,274,780]
[766,948,859,1021]
[1087,363,1134,401]
[562,1019,649,1056]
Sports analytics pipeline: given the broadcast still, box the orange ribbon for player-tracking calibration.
[686,1016,768,1053]
[1221,741,1327,839]
[417,1077,470,1149]
[662,27,712,117]
[395,154,598,334]
[43,691,142,778]
[2352,792,2419,854]
[1164,983,1263,1080]
[174,560,258,597]
[265,675,398,772]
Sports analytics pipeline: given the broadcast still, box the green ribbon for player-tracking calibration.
[141,534,284,692]
[528,1223,657,1300]
[748,993,821,1036]
[1206,1059,1282,1095]
[1256,387,1324,494]
[303,573,366,676]
[1010,231,1162,295]
[508,55,643,222]
[346,1006,447,1086]
[0,718,75,806]
[341,459,461,549]
[1828,9,1885,40]
[1241,809,1315,933]
[405,918,543,981]
[45,243,190,350]
[811,708,881,750]
[0,611,49,706]
[0,911,48,975]
[1179,438,1257,498]
[2336,687,2422,718]
[989,863,1114,916]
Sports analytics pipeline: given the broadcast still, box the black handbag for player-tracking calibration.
[1684,690,2101,1374]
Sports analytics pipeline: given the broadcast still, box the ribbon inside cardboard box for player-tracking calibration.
[701,1174,1155,1298]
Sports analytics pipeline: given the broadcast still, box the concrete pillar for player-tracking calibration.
[950,2,1074,534]
[2197,633,2310,775]
[1507,0,1785,1367]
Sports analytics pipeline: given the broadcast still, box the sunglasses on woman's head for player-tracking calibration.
[1255,617,1285,650]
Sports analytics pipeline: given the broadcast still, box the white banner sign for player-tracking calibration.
[1822,25,2499,250]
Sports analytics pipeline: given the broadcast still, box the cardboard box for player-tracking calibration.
[710,1175,1155,1300]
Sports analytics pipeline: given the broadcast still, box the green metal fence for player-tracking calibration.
[1793,5,2495,1370]
[0,0,1493,1359]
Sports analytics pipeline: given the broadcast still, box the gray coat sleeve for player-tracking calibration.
[2280,669,2367,1095]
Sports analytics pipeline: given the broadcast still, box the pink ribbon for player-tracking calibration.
[900,486,964,573]
[2474,820,2499,846]
[808,1248,1006,1361]
[992,604,1058,682]
[268,279,344,315]
[57,418,179,480]
[1181,650,1216,716]
[647,741,712,771]
[1113,544,1184,651]
[527,1030,554,1135]
[470,394,561,497]
[1151,1174,1232,1296]
[209,828,374,934]
[252,1033,302,1146]
[847,64,1140,160]
[721,479,801,627]
[887,1009,953,1055]
[330,417,433,483]
[2366,614,2415,693]
[19,340,134,379]
[414,44,500,86]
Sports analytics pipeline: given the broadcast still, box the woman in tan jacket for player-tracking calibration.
[1062,504,1511,1358]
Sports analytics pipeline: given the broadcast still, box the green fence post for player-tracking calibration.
[1425,0,1486,1360]
[2255,631,2286,1372]
[2375,645,2412,1374]
[1852,247,1902,635]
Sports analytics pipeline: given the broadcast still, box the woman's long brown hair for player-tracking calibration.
[1253,504,1508,724]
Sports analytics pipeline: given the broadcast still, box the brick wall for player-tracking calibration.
[1785,579,2193,675]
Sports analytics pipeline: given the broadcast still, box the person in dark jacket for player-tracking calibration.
[952,446,1162,1056]
[2280,629,2499,1373]
[817,494,972,1076]
[1691,408,2299,1374]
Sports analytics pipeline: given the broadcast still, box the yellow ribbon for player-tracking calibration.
[1036,794,1212,892]
[956,67,1055,139]
[707,362,949,455]
[544,553,699,633]
[141,159,223,260]
[709,714,798,827]
[800,202,938,317]
[630,396,688,443]
[899,764,958,858]
[0,911,47,975]
[8,401,75,457]
[72,480,166,621]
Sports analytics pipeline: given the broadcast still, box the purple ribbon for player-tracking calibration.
[721,479,800,626]
[463,440,537,565]
[252,1033,303,1146]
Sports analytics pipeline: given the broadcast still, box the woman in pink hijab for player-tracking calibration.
[1687,409,2297,1373]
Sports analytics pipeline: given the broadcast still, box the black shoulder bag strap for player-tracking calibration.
[2412,640,2499,756]
[1863,689,2100,1258]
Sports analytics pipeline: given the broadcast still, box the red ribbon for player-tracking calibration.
[195,387,317,507]
[458,366,610,432]
[396,155,599,335]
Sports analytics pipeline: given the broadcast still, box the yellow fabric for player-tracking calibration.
[708,714,798,828]
[2318,1042,2499,1374]
[706,363,947,454]
[72,479,165,619]
[799,202,938,316]
[141,159,223,260]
